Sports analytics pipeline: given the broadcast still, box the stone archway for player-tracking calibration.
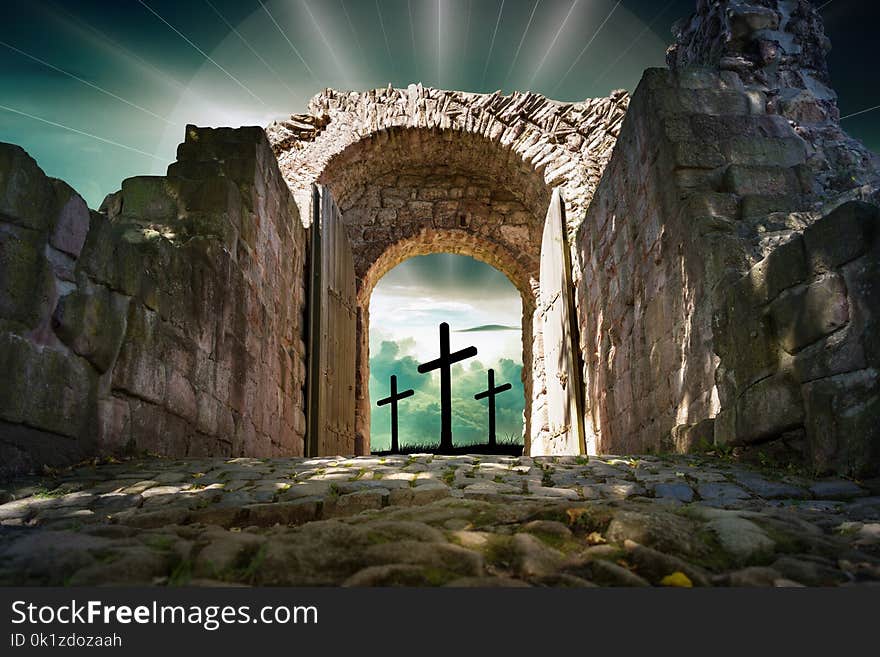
[357,229,536,454]
[268,86,629,454]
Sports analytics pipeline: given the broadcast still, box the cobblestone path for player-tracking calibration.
[1,454,878,586]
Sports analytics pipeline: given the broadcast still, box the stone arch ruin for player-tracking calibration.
[1,0,878,479]
[267,87,627,454]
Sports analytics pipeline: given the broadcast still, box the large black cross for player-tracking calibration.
[376,375,414,453]
[474,368,512,448]
[417,322,477,451]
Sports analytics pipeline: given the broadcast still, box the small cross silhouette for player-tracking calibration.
[418,322,478,451]
[474,368,512,448]
[376,375,414,453]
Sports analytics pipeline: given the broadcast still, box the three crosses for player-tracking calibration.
[376,322,512,452]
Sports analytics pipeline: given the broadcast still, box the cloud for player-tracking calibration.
[456,324,519,332]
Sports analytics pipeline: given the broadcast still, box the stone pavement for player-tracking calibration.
[1,453,879,587]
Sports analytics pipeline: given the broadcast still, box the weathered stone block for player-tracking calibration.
[48,180,90,257]
[112,306,167,405]
[735,373,805,444]
[803,369,880,476]
[0,420,90,478]
[0,144,54,231]
[677,88,751,116]
[803,201,878,273]
[746,236,807,304]
[0,224,54,330]
[672,141,726,169]
[97,396,131,452]
[769,273,849,354]
[793,331,867,383]
[713,277,779,390]
[118,177,177,223]
[0,332,96,438]
[53,284,130,373]
[0,332,30,423]
[166,371,197,423]
[723,165,799,196]
[721,136,805,168]
[740,193,805,219]
[671,418,715,453]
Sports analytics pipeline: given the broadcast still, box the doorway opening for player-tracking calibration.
[368,254,526,455]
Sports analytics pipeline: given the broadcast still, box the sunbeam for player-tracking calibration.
[0,39,173,125]
[526,0,579,91]
[551,0,622,96]
[375,0,395,77]
[137,0,268,106]
[481,0,506,89]
[407,0,418,80]
[841,104,880,120]
[340,0,367,68]
[203,0,298,100]
[591,0,675,90]
[503,0,541,89]
[0,103,167,161]
[258,0,314,78]
[437,0,443,86]
[302,0,353,89]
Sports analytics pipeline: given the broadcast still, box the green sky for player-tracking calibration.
[4,1,875,210]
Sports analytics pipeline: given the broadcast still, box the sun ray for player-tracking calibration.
[503,0,541,90]
[551,0,622,96]
[0,103,167,162]
[526,0,579,90]
[591,0,675,89]
[375,0,395,78]
[437,0,443,86]
[42,0,190,95]
[407,0,418,80]
[302,0,353,88]
[340,0,367,66]
[203,0,298,99]
[481,0,506,89]
[257,0,315,78]
[0,39,173,125]
[841,103,880,120]
[137,0,268,106]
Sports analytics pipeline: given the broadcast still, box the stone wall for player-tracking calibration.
[574,0,879,474]
[0,126,308,478]
[667,0,880,200]
[714,200,879,475]
[575,66,794,454]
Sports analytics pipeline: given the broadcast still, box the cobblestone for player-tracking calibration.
[0,453,877,587]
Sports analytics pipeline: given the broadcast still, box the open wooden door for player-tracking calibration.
[533,188,590,456]
[306,185,357,456]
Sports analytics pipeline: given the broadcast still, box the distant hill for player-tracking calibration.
[456,324,519,332]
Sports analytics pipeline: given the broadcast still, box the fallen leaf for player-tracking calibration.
[586,531,606,545]
[660,571,693,588]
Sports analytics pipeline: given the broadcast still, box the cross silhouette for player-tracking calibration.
[376,375,414,453]
[417,322,478,451]
[474,368,512,448]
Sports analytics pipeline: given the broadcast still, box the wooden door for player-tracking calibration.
[306,185,357,456]
[534,188,589,455]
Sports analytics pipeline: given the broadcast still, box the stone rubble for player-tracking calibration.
[0,453,877,587]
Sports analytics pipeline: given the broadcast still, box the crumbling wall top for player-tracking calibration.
[266,84,629,235]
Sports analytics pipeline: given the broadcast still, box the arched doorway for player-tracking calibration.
[270,87,626,457]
